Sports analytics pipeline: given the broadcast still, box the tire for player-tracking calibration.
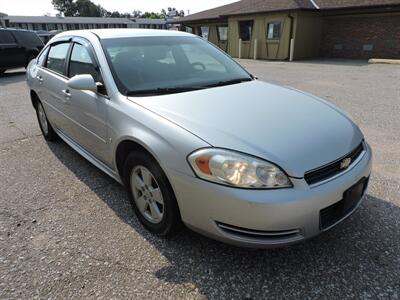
[123,151,182,236]
[35,100,58,141]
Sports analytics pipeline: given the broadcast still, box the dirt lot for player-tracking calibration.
[0,60,399,299]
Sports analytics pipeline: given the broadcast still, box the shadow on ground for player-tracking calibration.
[46,138,400,298]
[0,71,26,86]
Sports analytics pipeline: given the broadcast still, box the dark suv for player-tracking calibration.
[0,28,44,74]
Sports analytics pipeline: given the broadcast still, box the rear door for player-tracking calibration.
[65,39,109,164]
[37,41,72,132]
[0,30,24,69]
[13,31,44,58]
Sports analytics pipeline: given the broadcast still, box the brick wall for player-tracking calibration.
[320,15,400,59]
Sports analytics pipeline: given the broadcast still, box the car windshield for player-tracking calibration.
[101,36,253,96]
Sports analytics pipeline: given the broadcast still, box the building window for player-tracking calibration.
[199,26,209,40]
[217,25,228,41]
[239,20,253,41]
[267,22,282,39]
[47,23,56,31]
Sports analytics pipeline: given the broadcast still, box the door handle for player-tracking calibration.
[62,89,72,100]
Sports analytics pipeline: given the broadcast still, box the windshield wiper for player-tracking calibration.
[127,86,204,96]
[203,77,253,88]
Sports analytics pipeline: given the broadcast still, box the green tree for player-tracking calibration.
[132,10,142,18]
[51,0,76,16]
[74,0,100,17]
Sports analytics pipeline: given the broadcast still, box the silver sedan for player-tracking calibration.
[26,29,372,248]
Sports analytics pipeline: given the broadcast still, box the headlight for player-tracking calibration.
[188,148,292,189]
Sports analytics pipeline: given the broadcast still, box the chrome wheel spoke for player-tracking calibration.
[150,187,163,205]
[140,168,153,186]
[131,173,145,190]
[135,195,148,214]
[149,201,162,221]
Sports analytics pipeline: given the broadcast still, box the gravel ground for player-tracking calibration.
[0,60,399,300]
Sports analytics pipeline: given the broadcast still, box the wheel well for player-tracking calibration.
[30,90,39,109]
[115,140,154,185]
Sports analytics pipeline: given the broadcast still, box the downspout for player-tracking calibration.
[288,15,294,61]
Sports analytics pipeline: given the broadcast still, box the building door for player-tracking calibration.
[217,25,228,52]
[238,20,253,58]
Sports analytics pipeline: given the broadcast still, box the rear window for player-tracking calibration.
[12,31,43,47]
[0,30,16,44]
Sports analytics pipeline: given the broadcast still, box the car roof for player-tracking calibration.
[56,29,194,40]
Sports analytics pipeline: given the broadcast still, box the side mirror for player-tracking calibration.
[67,74,97,92]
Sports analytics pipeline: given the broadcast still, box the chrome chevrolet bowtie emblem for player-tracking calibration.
[340,157,352,169]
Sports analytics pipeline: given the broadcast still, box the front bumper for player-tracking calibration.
[168,143,372,248]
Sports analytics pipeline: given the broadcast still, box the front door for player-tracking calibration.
[65,41,109,164]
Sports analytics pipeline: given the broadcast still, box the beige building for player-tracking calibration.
[176,0,400,60]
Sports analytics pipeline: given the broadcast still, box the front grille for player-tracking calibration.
[216,222,303,242]
[304,143,364,185]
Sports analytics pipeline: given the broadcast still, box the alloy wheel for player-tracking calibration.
[37,103,49,135]
[130,166,165,224]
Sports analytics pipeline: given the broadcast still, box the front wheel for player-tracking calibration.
[123,151,182,236]
[36,101,57,141]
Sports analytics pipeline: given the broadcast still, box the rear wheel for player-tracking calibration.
[36,101,57,141]
[123,151,182,236]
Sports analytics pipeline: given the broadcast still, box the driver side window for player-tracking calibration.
[68,43,101,83]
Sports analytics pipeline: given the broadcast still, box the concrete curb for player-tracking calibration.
[368,58,400,65]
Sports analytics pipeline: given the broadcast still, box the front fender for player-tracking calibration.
[108,95,209,178]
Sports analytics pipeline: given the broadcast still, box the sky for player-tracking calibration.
[0,0,238,16]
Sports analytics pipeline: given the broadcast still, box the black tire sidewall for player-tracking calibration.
[123,151,181,236]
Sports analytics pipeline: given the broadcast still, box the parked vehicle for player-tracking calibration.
[0,28,44,74]
[26,29,372,248]
[35,30,56,44]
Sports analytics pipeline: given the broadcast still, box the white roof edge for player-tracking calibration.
[55,29,194,39]
[309,0,320,9]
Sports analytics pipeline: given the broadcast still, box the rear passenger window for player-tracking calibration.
[68,43,101,82]
[12,31,43,47]
[37,47,49,67]
[46,43,70,75]
[0,31,16,44]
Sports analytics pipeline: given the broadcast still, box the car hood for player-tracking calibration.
[130,80,363,178]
